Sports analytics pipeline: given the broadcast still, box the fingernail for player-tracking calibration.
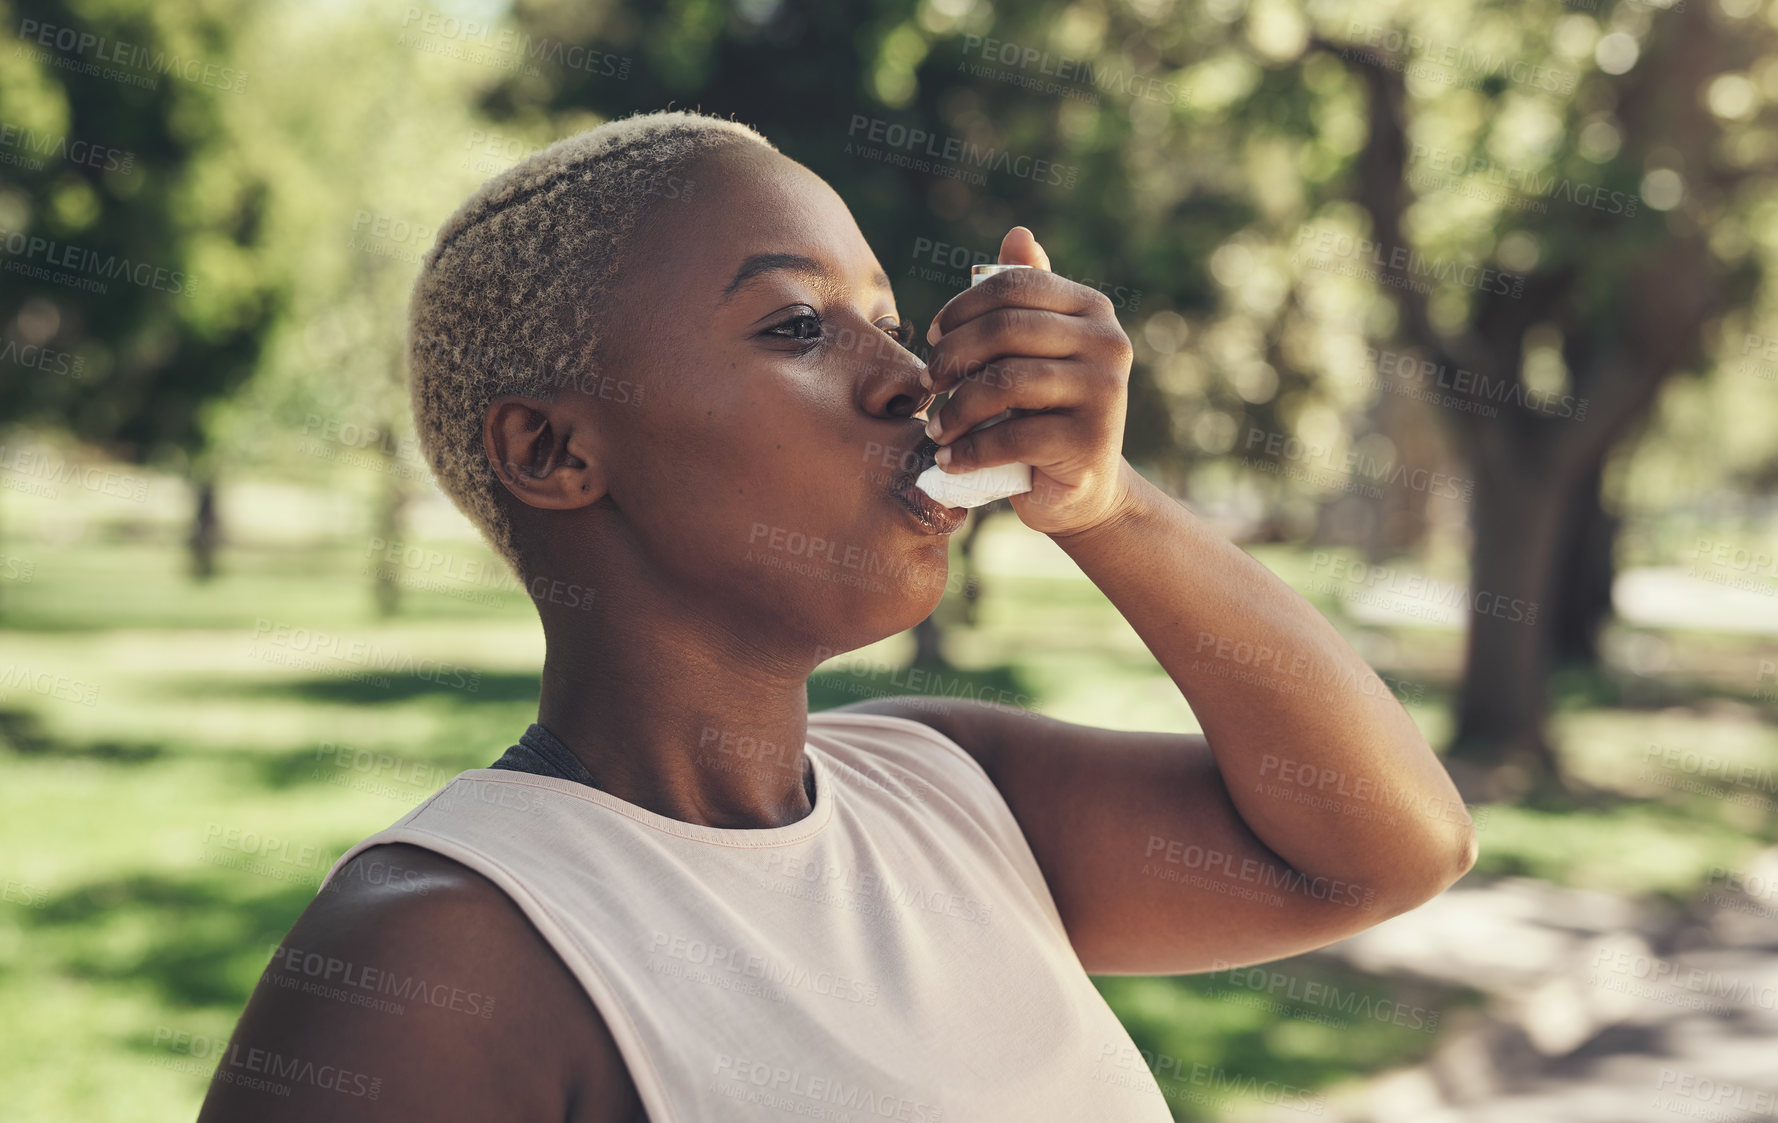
[935,446,952,467]
[925,415,943,441]
[918,367,933,391]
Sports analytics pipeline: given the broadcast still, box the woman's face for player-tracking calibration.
[584,141,961,658]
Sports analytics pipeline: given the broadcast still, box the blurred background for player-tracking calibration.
[4,0,1778,1118]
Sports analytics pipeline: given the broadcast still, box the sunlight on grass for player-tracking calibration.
[1470,801,1758,898]
[2,518,1766,1121]
[1093,966,1477,1121]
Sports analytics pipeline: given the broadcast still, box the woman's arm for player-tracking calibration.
[1048,459,1477,907]
[838,226,1475,974]
[835,467,1477,976]
[836,464,1475,975]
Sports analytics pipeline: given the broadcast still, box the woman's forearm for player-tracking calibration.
[1049,460,1478,906]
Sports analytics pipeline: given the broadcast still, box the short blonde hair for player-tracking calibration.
[407,108,778,575]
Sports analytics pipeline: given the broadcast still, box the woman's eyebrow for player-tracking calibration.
[720,252,892,302]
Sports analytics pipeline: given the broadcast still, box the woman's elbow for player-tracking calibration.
[1370,815,1480,920]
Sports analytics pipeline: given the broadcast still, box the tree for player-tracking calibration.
[0,0,282,576]
[1312,0,1765,790]
[195,5,497,612]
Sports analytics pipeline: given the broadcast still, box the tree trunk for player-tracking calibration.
[188,476,219,581]
[911,614,943,665]
[1451,446,1589,795]
[1549,461,1618,665]
[956,502,996,627]
[373,429,406,617]
[1365,390,1441,562]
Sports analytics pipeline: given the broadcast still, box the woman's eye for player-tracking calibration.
[880,320,913,347]
[765,313,824,343]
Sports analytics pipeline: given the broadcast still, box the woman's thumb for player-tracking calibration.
[998,225,1051,271]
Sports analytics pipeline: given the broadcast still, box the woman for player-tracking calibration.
[198,109,1475,1122]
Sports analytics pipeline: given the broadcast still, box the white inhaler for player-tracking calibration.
[912,263,1037,509]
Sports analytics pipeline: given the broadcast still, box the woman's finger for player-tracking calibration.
[925,304,1108,394]
[936,410,1078,474]
[926,357,1084,447]
[926,267,1104,351]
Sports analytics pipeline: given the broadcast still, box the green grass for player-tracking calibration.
[3,489,1772,1120]
[1093,966,1479,1120]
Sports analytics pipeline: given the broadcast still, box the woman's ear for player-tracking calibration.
[483,395,608,510]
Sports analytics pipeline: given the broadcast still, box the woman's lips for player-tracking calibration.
[892,476,967,534]
[890,436,966,534]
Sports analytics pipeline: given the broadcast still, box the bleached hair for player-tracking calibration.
[407,108,778,576]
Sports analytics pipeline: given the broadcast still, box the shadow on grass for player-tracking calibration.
[0,703,491,792]
[174,670,542,708]
[1549,656,1778,717]
[0,709,50,754]
[1550,663,1632,712]
[1095,965,1483,1119]
[0,708,164,762]
[809,658,1042,714]
[221,743,466,795]
[14,866,344,1016]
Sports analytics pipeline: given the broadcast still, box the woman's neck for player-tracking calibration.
[534,606,819,830]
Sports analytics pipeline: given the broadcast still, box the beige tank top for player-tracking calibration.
[316,710,1173,1121]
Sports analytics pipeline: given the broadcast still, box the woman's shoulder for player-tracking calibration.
[810,701,1034,838]
[810,701,1069,934]
[811,701,988,768]
[810,699,1014,790]
[199,843,644,1122]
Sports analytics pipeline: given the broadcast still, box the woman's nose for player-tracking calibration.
[866,346,934,420]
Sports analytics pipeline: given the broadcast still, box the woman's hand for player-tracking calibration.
[921,226,1138,538]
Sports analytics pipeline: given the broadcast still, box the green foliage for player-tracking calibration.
[0,0,278,464]
[10,0,1775,537]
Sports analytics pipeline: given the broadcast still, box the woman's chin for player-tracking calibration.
[886,577,952,635]
[818,582,950,655]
